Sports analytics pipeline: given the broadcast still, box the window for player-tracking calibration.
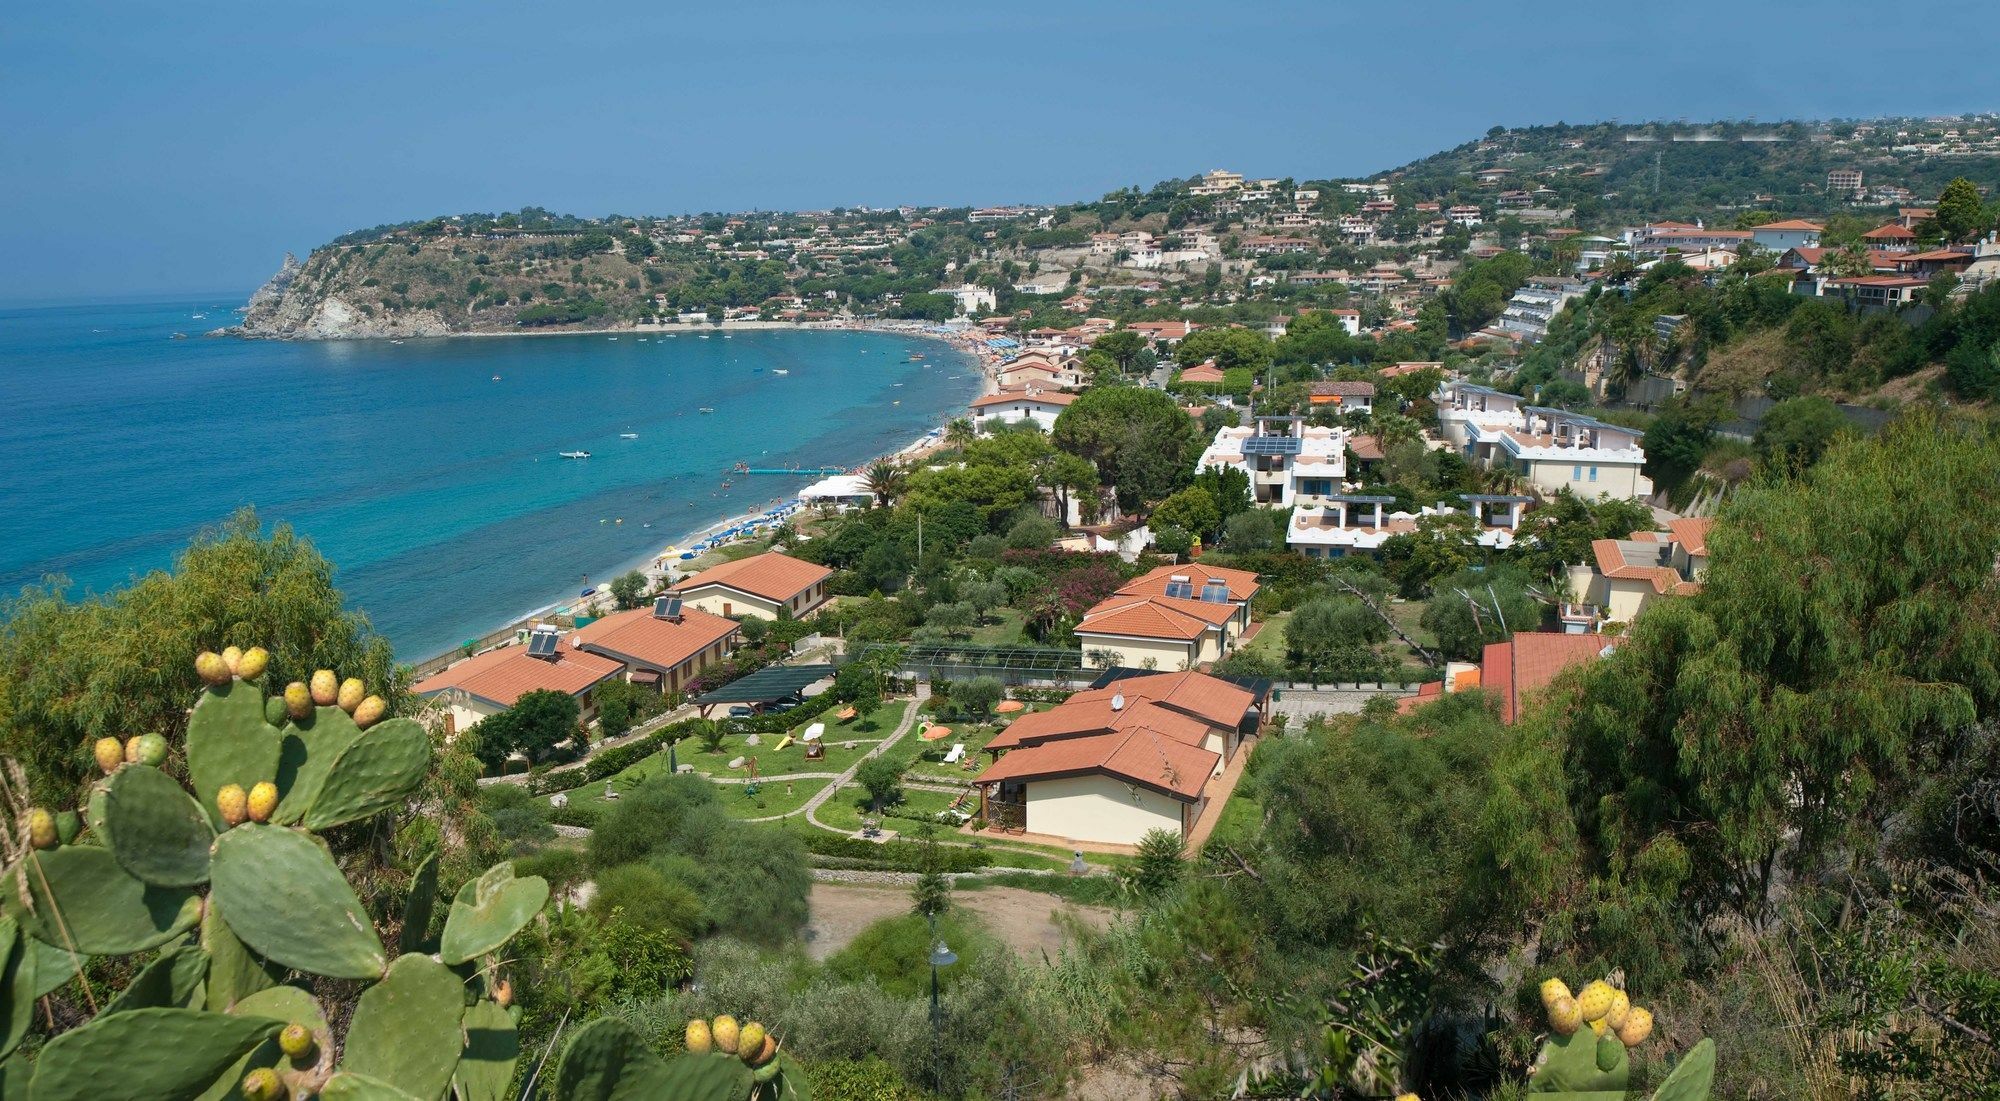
[1589,466,1599,482]
[1573,464,1583,480]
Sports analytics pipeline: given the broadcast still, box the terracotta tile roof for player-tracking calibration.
[985,696,1212,751]
[1309,380,1376,397]
[1177,363,1226,383]
[1591,538,1700,597]
[970,387,1076,409]
[1076,598,1214,642]
[569,605,739,671]
[975,728,1218,801]
[414,643,622,709]
[1348,435,1385,461]
[1067,670,1257,732]
[670,551,832,604]
[1755,219,1825,231]
[1485,633,1612,723]
[1863,223,1916,239]
[1119,563,1260,603]
[1667,517,1713,557]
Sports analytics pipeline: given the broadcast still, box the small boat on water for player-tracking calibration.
[620,432,638,439]
[560,450,591,459]
[607,337,618,341]
[492,375,502,381]
[698,407,715,414]
[907,354,924,362]
[171,332,188,339]
[390,339,404,345]
[772,369,789,375]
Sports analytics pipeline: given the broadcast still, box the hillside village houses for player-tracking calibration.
[1564,518,1713,629]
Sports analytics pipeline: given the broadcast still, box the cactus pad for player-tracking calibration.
[209,824,386,979]
[655,1052,758,1100]
[104,764,217,887]
[24,935,82,999]
[1528,1029,1629,1095]
[302,717,428,830]
[452,998,520,1101]
[13,845,201,955]
[396,849,439,955]
[555,1017,671,1101]
[1651,1039,1716,1101]
[317,1072,425,1100]
[28,1007,280,1101]
[271,704,365,826]
[100,941,208,1015]
[186,678,282,831]
[0,920,31,1060]
[441,864,549,965]
[340,953,466,1101]
[199,898,278,1012]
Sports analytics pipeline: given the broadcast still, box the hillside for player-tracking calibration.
[236,114,2000,339]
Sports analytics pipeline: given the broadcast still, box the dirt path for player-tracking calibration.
[803,882,1111,961]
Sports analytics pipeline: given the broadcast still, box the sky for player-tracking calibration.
[4,0,1996,302]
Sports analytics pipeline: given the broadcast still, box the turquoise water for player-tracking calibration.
[0,299,981,658]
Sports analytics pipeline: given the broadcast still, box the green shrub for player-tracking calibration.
[808,1057,925,1101]
[589,863,704,940]
[826,912,995,998]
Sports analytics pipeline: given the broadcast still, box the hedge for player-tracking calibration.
[801,831,993,873]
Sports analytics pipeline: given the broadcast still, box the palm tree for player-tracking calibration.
[945,417,975,448]
[863,460,907,509]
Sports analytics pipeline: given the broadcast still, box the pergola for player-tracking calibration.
[692,664,836,717]
[851,642,1091,687]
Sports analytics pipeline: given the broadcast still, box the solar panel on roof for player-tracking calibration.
[653,595,683,620]
[1239,436,1302,456]
[526,629,560,659]
[1199,580,1230,603]
[1164,577,1194,600]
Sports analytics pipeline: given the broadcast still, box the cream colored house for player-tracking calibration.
[670,551,832,621]
[1459,405,1652,500]
[1074,564,1260,671]
[973,670,1268,846]
[1564,518,1711,629]
[413,626,621,737]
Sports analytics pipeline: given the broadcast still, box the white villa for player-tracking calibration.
[1437,383,1652,500]
[1286,493,1533,558]
[1198,415,1350,508]
[969,385,1075,433]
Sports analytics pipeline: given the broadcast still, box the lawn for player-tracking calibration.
[904,719,1008,782]
[1245,610,1290,662]
[815,784,972,834]
[708,776,830,820]
[968,607,1030,646]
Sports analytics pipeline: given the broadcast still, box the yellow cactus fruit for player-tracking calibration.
[279,1022,316,1060]
[1395,1095,1421,1101]
[240,1067,282,1101]
[1604,989,1630,1030]
[737,1022,768,1066]
[247,781,278,823]
[195,651,233,687]
[27,808,57,850]
[237,646,270,681]
[1616,1006,1653,1046]
[755,1033,777,1066]
[337,677,366,714]
[685,1018,713,1055]
[1588,1018,1608,1037]
[711,1014,740,1054]
[124,735,142,763]
[94,737,125,775]
[1576,979,1616,1022]
[284,681,313,721]
[221,646,244,675]
[495,978,513,1008]
[217,783,249,827]
[1547,994,1583,1036]
[1539,977,1572,1011]
[354,696,387,729]
[310,669,338,706]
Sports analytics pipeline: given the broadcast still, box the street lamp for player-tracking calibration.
[927,914,958,1090]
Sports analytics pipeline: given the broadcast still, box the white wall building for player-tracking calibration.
[945,284,996,315]
[1199,416,1349,508]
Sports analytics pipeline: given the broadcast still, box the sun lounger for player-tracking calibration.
[942,743,966,765]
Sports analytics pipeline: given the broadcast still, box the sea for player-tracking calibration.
[0,297,983,660]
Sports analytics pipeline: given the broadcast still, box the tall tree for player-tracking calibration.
[1932,177,1989,244]
[0,509,398,802]
[1052,387,1203,512]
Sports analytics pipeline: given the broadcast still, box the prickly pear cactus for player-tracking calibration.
[1526,975,1714,1100]
[559,1016,810,1101]
[0,648,549,1100]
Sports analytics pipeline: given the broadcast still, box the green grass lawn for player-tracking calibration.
[709,776,829,820]
[815,784,972,833]
[968,608,1030,646]
[905,720,1005,782]
[1245,610,1290,661]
